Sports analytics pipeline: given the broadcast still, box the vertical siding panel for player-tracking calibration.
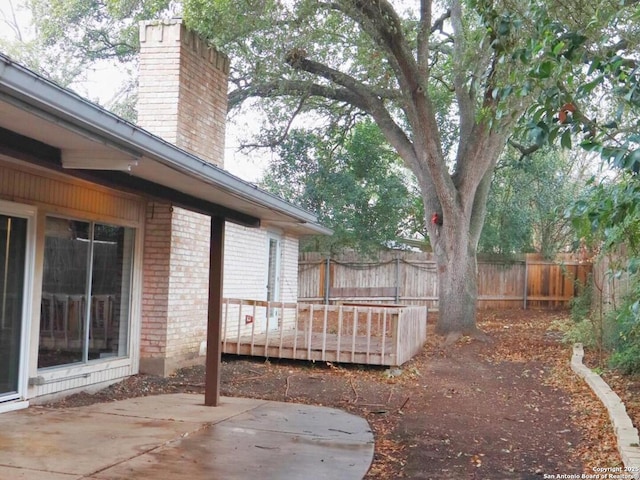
[47,176,56,205]
[15,169,23,198]
[32,365,134,398]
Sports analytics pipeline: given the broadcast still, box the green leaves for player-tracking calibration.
[481,145,586,257]
[569,174,640,256]
[260,121,424,254]
[514,0,640,180]
[532,60,555,79]
[560,129,572,149]
[29,0,172,61]
[571,173,640,375]
[184,0,282,47]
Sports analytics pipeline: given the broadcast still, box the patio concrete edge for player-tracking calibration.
[571,343,640,480]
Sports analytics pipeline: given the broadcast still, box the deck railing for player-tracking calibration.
[221,298,428,366]
[39,293,115,349]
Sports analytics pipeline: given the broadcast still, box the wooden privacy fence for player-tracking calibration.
[299,252,592,310]
[220,298,428,366]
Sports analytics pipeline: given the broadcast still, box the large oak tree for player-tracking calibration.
[184,0,609,338]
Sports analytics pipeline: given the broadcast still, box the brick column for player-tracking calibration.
[139,202,171,374]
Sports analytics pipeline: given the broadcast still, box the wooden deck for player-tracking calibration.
[221,299,428,366]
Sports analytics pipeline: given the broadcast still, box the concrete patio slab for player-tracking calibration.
[0,466,77,480]
[0,394,374,480]
[0,406,198,475]
[85,394,269,423]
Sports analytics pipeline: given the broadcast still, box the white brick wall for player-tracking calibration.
[223,223,269,299]
[281,234,299,303]
[223,226,299,303]
[280,234,299,329]
[222,227,300,335]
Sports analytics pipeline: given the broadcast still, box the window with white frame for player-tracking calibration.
[38,217,135,369]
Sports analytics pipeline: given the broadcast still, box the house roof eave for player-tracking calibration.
[0,53,331,237]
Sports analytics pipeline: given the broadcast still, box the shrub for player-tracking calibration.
[608,289,640,374]
[567,275,621,367]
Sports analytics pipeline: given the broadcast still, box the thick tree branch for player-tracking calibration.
[509,140,541,161]
[450,0,506,200]
[284,54,401,103]
[282,52,430,176]
[320,1,421,121]
[366,101,421,175]
[469,168,494,248]
[341,1,452,214]
[455,125,511,218]
[450,0,474,144]
[417,7,452,77]
[417,0,432,77]
[227,80,369,112]
[227,74,420,179]
[431,9,451,34]
[318,1,450,200]
[350,0,423,93]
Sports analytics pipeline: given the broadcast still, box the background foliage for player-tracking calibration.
[261,121,425,254]
[2,0,640,336]
[480,145,589,258]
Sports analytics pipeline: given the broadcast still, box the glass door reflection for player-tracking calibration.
[0,214,27,400]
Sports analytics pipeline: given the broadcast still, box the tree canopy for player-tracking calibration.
[181,0,640,336]
[262,120,588,259]
[480,145,591,258]
[0,0,172,118]
[261,120,425,254]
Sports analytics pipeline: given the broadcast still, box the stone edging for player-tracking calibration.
[571,343,640,479]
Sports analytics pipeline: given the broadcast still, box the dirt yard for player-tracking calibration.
[48,309,639,479]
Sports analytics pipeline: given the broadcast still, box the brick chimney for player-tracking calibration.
[137,19,229,376]
[138,19,229,167]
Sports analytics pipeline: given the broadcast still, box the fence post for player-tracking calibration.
[523,256,528,310]
[324,256,331,305]
[395,257,400,304]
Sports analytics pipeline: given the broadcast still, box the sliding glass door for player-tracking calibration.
[38,217,134,369]
[0,214,28,401]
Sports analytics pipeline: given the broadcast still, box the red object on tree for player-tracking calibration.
[431,212,443,226]
[558,102,576,123]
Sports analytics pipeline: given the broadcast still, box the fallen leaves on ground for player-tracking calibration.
[479,310,623,473]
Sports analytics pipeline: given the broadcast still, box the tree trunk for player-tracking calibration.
[425,131,509,338]
[434,228,480,337]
